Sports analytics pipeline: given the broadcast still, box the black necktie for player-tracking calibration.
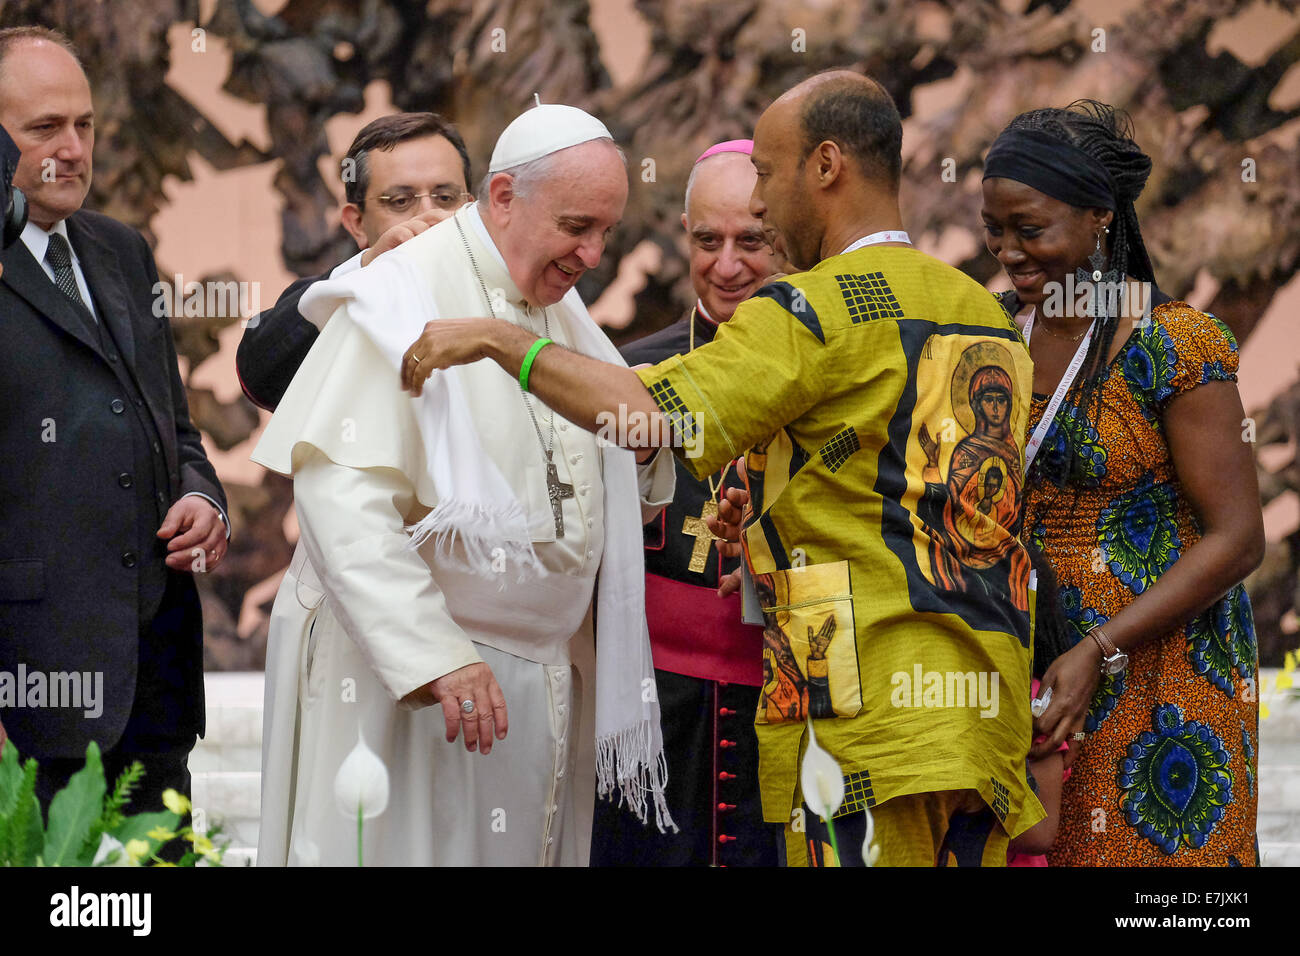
[45,232,93,319]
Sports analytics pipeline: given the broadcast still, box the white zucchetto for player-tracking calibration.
[488,104,613,173]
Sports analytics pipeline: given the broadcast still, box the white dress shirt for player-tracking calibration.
[20,218,98,321]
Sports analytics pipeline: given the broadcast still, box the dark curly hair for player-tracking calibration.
[1025,543,1074,680]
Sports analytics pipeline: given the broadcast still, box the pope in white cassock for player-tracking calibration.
[252,105,677,866]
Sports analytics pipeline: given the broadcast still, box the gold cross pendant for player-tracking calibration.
[682,499,721,574]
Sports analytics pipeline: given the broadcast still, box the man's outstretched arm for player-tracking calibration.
[401,317,670,451]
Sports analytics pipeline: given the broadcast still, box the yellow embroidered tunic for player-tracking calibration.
[636,245,1045,839]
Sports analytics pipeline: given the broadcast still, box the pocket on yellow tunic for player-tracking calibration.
[754,560,860,724]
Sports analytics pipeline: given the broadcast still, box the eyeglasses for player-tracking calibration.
[367,189,467,214]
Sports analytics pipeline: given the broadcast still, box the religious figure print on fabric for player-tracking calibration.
[912,338,1030,614]
[743,428,800,520]
[752,560,860,724]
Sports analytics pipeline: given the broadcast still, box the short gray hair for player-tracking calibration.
[0,26,82,86]
[683,161,703,215]
[478,137,625,204]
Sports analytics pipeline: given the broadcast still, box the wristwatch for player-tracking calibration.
[1089,627,1128,675]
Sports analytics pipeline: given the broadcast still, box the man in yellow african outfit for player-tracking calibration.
[400,71,1044,866]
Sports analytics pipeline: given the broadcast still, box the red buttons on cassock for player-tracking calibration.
[718,707,735,717]
[718,834,734,843]
[718,771,736,781]
[719,739,736,749]
[717,803,735,812]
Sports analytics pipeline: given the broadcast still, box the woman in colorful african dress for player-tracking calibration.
[980,100,1265,865]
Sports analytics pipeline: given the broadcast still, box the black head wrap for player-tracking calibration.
[982,123,1154,282]
[983,127,1116,210]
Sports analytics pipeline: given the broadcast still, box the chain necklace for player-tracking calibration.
[687,304,731,500]
[1032,312,1090,344]
[455,218,574,537]
[679,304,732,572]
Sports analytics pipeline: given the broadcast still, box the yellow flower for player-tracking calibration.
[124,839,150,863]
[152,861,177,867]
[190,833,214,855]
[162,790,191,815]
[147,826,176,842]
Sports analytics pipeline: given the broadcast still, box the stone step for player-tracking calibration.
[1260,843,1300,867]
[190,769,261,853]
[198,704,262,751]
[189,742,262,774]
[196,672,265,752]
[191,770,260,819]
[1257,811,1300,843]
[1255,766,1300,814]
[220,847,256,867]
[1259,688,1300,737]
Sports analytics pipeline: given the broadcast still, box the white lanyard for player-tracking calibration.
[1022,309,1096,476]
[839,230,911,255]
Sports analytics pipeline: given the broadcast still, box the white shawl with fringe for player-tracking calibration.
[255,204,675,831]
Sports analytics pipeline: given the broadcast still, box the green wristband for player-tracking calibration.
[519,337,553,392]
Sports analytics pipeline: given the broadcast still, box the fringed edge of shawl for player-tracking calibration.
[404,499,545,585]
[596,721,678,834]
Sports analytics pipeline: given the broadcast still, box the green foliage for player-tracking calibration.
[0,741,43,866]
[82,760,144,859]
[0,741,225,867]
[43,741,107,866]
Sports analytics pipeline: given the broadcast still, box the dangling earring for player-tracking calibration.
[1089,230,1107,281]
[1076,225,1117,322]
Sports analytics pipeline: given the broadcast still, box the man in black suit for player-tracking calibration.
[237,112,473,410]
[0,26,228,816]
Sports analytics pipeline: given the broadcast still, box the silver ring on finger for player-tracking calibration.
[460,699,475,716]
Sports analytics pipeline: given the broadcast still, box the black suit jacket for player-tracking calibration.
[236,273,326,411]
[0,210,226,759]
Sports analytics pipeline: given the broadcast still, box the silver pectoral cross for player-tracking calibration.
[546,456,575,538]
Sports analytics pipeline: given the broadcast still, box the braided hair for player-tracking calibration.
[1005,100,1155,493]
[1025,543,1074,678]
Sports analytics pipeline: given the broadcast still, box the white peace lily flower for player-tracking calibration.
[91,833,136,867]
[334,726,390,820]
[800,718,844,819]
[861,805,881,866]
